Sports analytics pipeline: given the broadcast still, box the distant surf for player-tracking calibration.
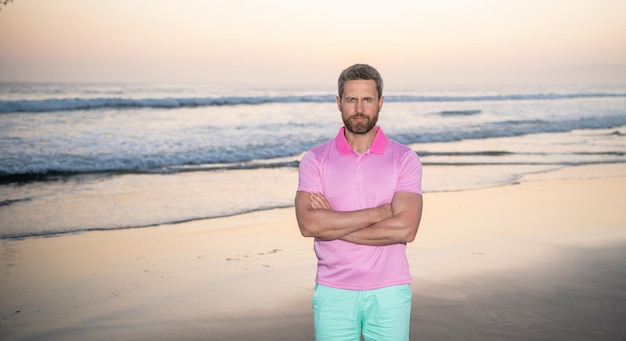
[1,92,625,114]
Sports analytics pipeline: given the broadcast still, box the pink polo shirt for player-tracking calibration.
[297,126,422,290]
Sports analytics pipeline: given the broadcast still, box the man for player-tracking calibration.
[295,64,423,341]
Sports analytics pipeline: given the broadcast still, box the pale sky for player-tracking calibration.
[1,0,625,85]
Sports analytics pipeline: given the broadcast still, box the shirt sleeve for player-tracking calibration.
[297,151,324,193]
[396,151,422,195]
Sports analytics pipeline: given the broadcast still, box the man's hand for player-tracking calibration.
[308,191,393,221]
[308,192,332,210]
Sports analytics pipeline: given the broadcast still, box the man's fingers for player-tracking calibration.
[309,192,331,209]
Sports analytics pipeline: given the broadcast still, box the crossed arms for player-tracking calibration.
[295,191,423,246]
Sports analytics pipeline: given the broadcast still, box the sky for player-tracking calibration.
[0,0,625,85]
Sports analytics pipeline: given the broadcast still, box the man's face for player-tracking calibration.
[337,80,384,135]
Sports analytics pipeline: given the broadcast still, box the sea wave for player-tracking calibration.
[1,92,625,113]
[0,95,334,113]
[2,147,624,184]
[438,110,482,116]
[2,114,625,182]
[0,159,302,184]
[394,114,626,144]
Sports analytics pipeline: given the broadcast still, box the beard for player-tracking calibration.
[343,113,378,135]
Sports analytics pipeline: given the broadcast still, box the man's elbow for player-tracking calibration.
[299,222,335,240]
[298,220,320,238]
[402,224,420,243]
[299,224,315,238]
[404,232,417,243]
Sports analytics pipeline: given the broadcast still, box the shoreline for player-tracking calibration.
[1,163,625,340]
[2,161,617,241]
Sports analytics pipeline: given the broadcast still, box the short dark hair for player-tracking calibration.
[337,64,383,100]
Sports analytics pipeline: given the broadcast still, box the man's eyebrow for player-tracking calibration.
[344,96,375,100]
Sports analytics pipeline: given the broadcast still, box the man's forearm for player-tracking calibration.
[295,191,392,240]
[340,214,414,246]
[340,192,423,246]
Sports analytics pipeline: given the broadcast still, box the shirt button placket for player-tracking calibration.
[355,154,364,183]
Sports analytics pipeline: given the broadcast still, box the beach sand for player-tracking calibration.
[1,164,625,340]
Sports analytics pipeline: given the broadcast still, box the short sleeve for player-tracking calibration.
[396,151,422,194]
[297,151,323,193]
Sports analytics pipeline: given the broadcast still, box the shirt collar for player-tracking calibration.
[335,126,388,156]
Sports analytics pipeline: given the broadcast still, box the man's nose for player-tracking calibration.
[355,100,365,113]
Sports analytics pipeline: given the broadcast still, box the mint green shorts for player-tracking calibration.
[312,284,412,341]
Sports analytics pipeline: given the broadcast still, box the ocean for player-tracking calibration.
[1,82,625,239]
